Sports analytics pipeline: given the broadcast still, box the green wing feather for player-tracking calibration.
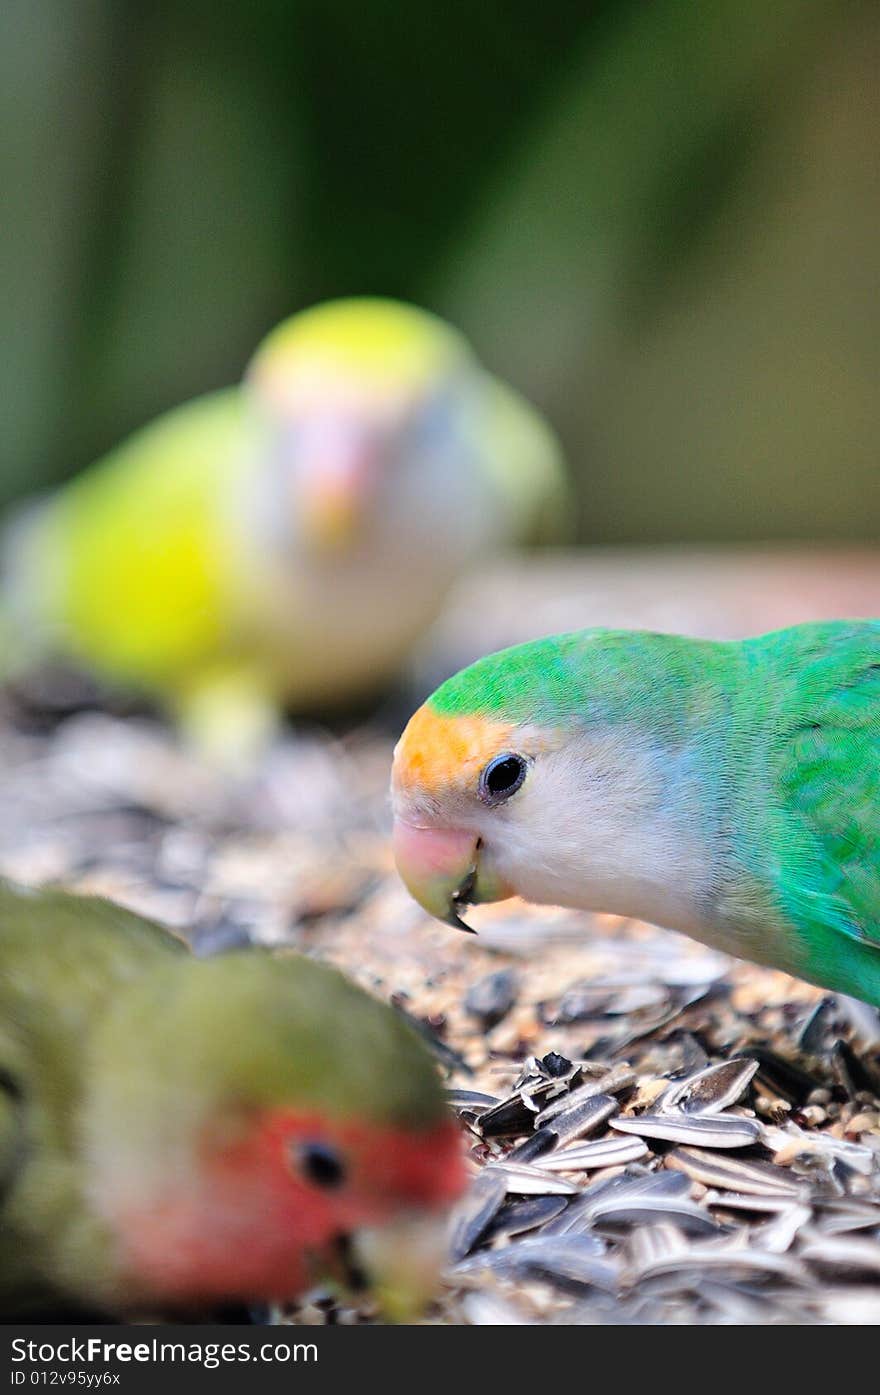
[765,622,880,953]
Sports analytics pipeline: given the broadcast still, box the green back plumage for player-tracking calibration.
[736,621,880,997]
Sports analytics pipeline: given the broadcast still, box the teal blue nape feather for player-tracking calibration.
[392,619,880,1008]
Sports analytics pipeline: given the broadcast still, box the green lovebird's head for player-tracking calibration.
[391,632,599,928]
[82,953,463,1315]
[391,628,708,931]
[245,297,484,557]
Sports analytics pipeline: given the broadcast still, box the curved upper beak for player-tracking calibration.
[391,820,511,932]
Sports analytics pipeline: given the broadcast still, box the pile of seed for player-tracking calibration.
[0,701,878,1325]
[443,1029,880,1325]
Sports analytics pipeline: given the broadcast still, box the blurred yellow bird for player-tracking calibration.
[3,299,569,756]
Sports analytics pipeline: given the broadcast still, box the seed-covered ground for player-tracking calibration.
[1,678,878,1326]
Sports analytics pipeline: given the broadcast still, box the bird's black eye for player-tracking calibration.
[296,1141,346,1189]
[479,753,527,804]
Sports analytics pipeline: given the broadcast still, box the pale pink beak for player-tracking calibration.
[299,449,375,549]
[392,819,513,932]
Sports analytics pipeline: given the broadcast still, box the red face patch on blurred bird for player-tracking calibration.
[112,1106,464,1307]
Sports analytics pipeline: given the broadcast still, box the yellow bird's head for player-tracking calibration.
[246,298,477,554]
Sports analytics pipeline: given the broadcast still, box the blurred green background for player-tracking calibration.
[2,0,878,542]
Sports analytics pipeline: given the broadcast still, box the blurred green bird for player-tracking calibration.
[0,881,463,1318]
[2,299,568,757]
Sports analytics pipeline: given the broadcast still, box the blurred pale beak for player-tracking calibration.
[391,820,511,932]
[299,451,374,550]
[353,1211,450,1323]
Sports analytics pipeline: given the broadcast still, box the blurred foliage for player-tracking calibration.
[1,0,878,541]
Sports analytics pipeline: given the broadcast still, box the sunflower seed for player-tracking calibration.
[697,1281,787,1324]
[453,1236,617,1293]
[800,1232,880,1277]
[552,981,668,1023]
[488,1162,581,1196]
[516,1050,576,1083]
[463,969,519,1028]
[514,1056,547,1086]
[678,1034,711,1074]
[538,1135,650,1172]
[393,1003,470,1074]
[831,1039,880,1099]
[761,1122,877,1174]
[745,1047,825,1104]
[836,994,880,1048]
[703,1190,804,1216]
[549,983,615,1024]
[477,1094,541,1139]
[595,1169,693,1203]
[536,1184,622,1238]
[750,1204,812,1253]
[611,1111,760,1148]
[588,1192,722,1236]
[538,1171,687,1237]
[445,1089,500,1113]
[447,1168,509,1262]
[520,1079,570,1113]
[659,1057,758,1115]
[797,996,837,1053]
[505,1128,558,1163]
[508,1056,582,1102]
[625,1222,689,1271]
[532,1066,635,1128]
[814,1200,880,1235]
[483,1195,569,1243]
[539,1092,619,1146]
[630,1244,809,1286]
[665,1147,804,1196]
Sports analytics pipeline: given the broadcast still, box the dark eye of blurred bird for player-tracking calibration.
[297,1141,347,1189]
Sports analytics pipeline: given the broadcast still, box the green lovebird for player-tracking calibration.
[391,620,880,1008]
[3,298,567,755]
[0,883,463,1318]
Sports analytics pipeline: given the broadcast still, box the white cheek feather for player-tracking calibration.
[486,727,719,936]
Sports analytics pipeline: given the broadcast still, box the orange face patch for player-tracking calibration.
[392,705,518,806]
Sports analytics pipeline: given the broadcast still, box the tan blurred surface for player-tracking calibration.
[425,545,880,681]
